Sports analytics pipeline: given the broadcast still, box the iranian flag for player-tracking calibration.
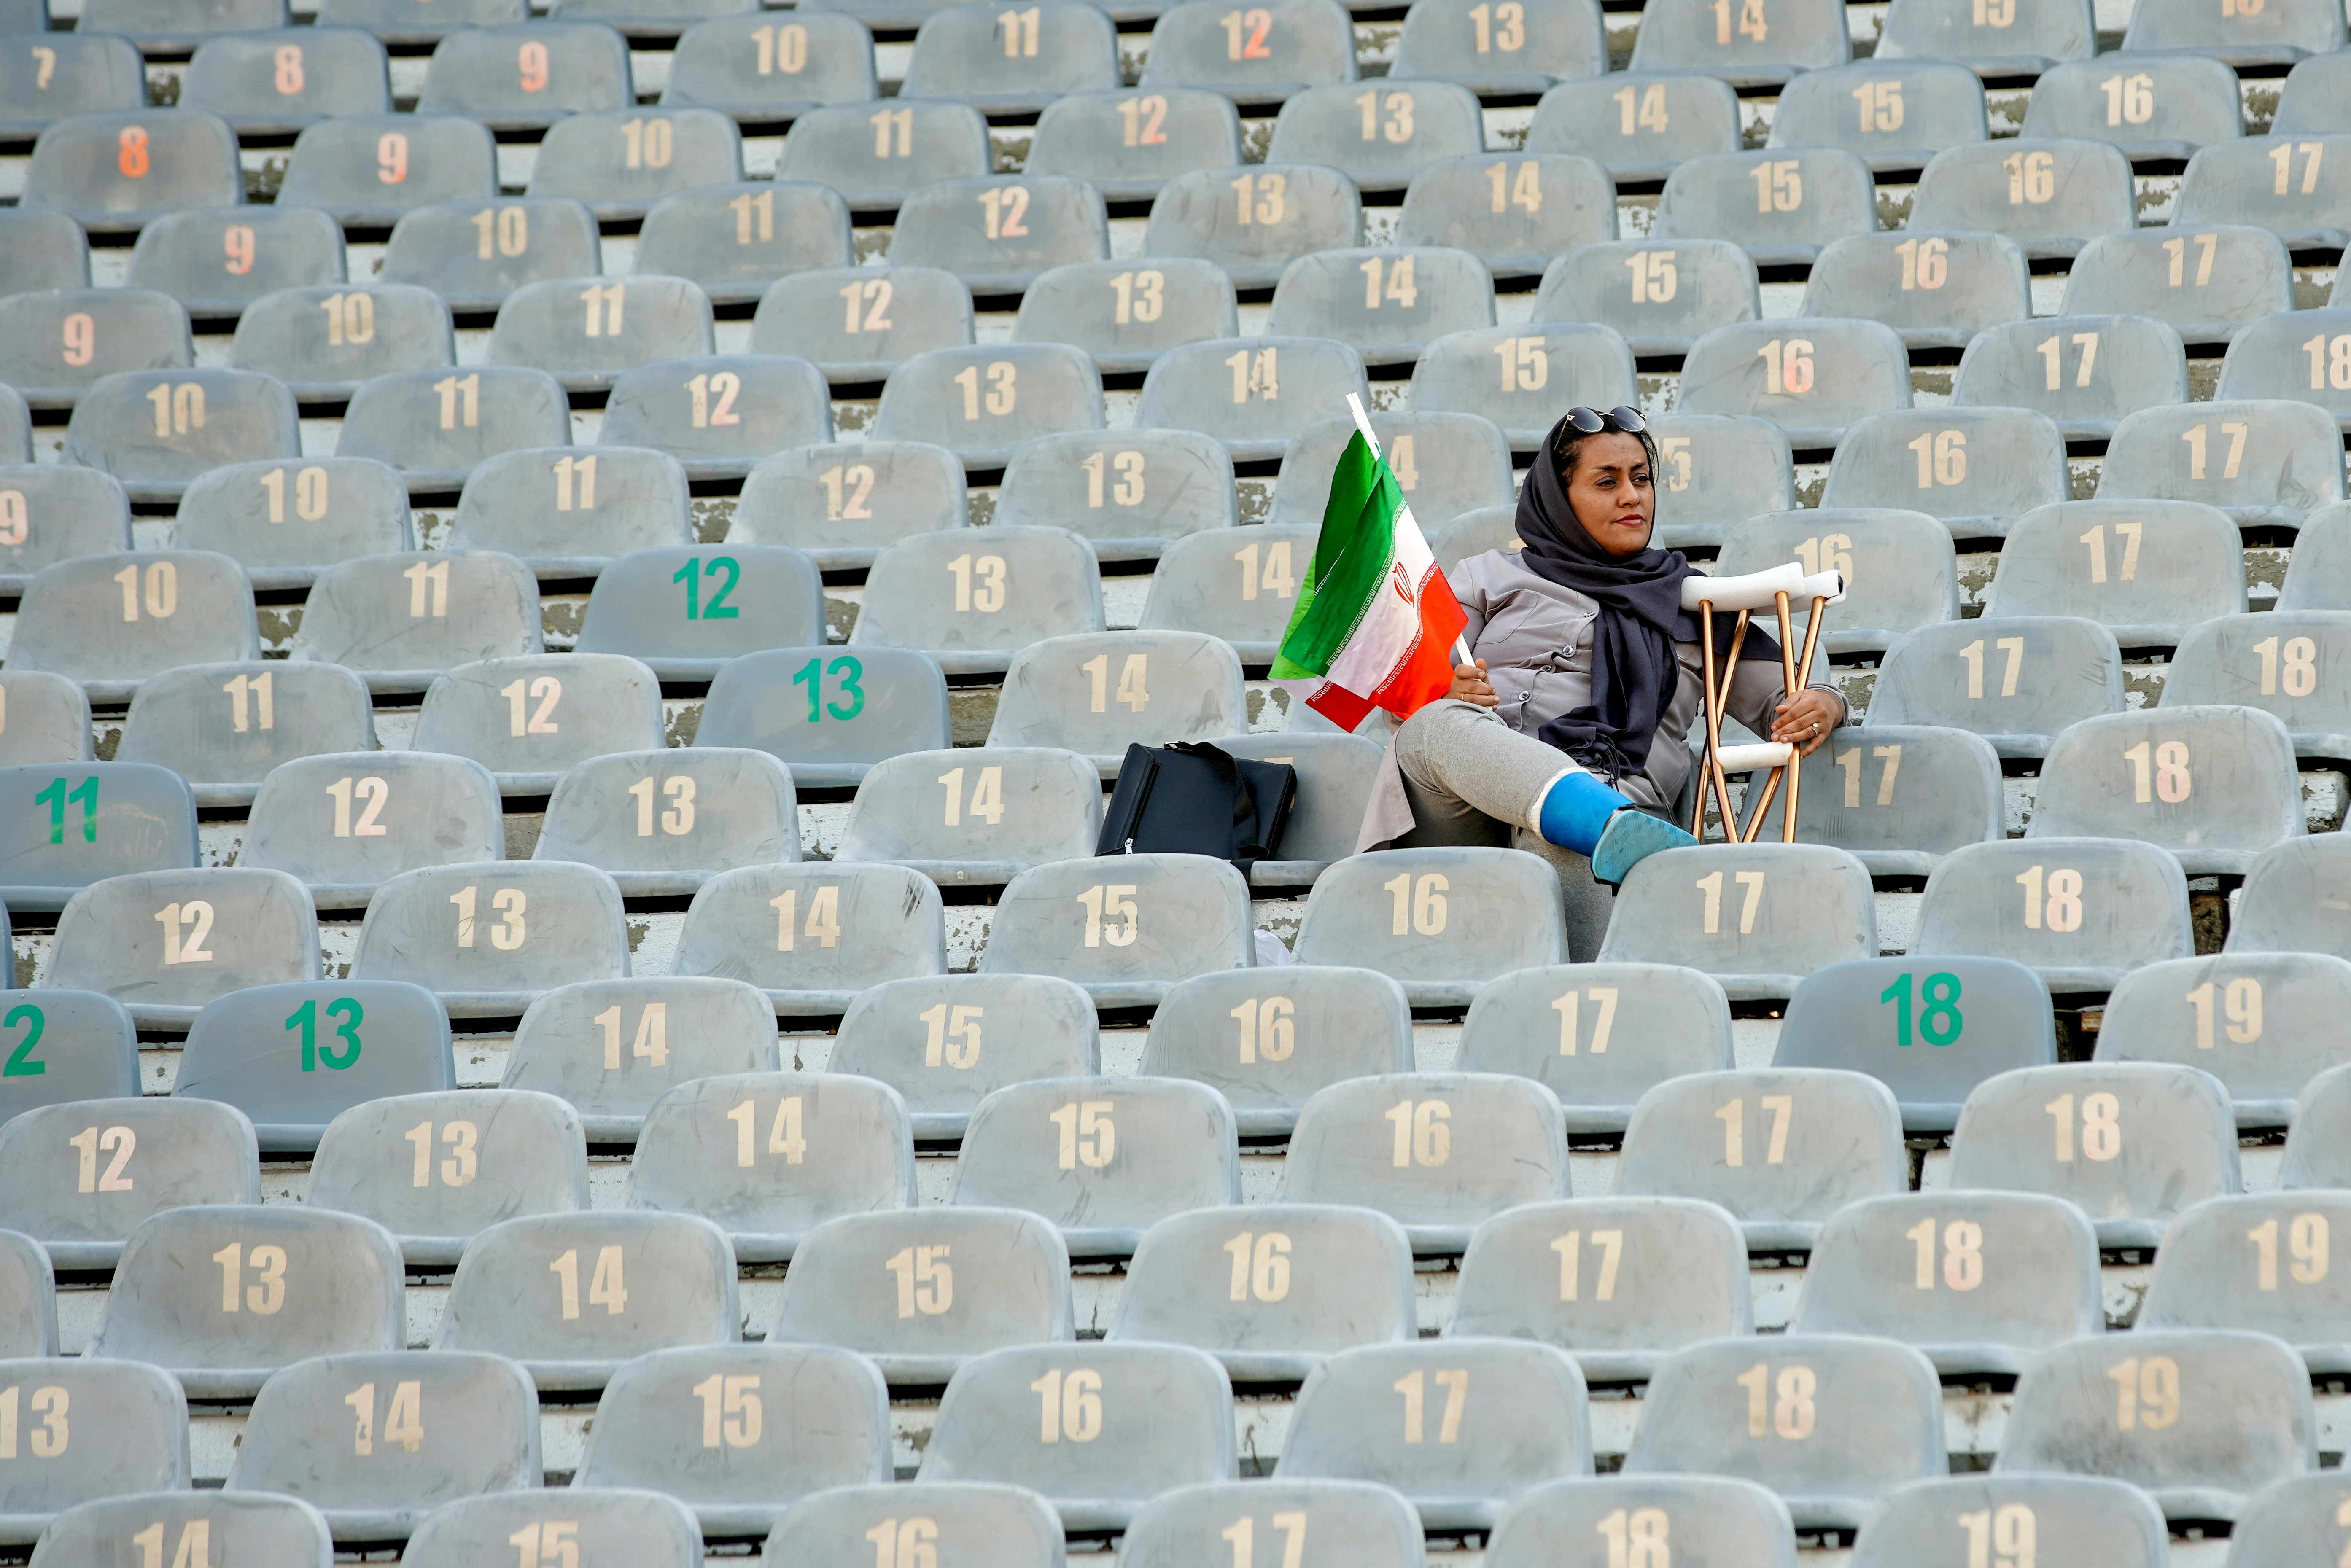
[1269,404,1467,732]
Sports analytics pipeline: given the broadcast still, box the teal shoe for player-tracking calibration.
[1590,808,1699,886]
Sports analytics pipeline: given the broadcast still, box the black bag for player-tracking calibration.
[1096,741,1297,871]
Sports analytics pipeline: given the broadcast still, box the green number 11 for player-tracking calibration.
[32,776,98,845]
[1878,971,1964,1046]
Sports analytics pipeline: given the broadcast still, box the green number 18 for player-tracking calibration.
[1878,971,1963,1046]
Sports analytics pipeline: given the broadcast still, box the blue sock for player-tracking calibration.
[1534,771,1632,856]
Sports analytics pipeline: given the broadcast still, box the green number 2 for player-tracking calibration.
[1878,971,1963,1046]
[32,776,99,846]
[1,1004,44,1077]
[791,654,865,723]
[672,555,741,621]
[285,996,365,1071]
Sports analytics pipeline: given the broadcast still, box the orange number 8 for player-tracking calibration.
[273,44,303,94]
[117,125,148,178]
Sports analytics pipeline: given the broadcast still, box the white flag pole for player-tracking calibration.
[1345,393,1476,672]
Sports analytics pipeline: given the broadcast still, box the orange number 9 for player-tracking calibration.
[518,40,549,92]
[376,131,408,185]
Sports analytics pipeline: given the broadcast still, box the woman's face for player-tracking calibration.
[1565,430,1656,558]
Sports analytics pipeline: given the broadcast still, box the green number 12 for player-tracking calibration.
[1878,971,1963,1046]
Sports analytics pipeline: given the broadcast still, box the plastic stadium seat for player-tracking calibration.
[2024,55,2243,164]
[2174,135,2351,254]
[1136,0,1357,106]
[1675,318,1909,451]
[2218,307,2351,431]
[1278,1073,1568,1253]
[412,653,665,794]
[634,183,852,308]
[1454,962,1732,1136]
[1625,1335,1942,1529]
[2234,835,2351,961]
[1391,154,1608,284]
[601,355,835,483]
[0,990,136,1128]
[1915,836,2194,991]
[2164,611,2351,766]
[1408,322,1637,450]
[0,467,133,592]
[2027,706,2302,875]
[224,1350,538,1543]
[1391,0,1605,92]
[309,1088,587,1266]
[2236,1477,2351,1568]
[1128,1479,1423,1568]
[402,1489,700,1568]
[2098,399,2343,530]
[284,552,538,696]
[1858,1476,2167,1568]
[1292,848,1567,1009]
[1264,81,1485,198]
[2138,1191,2351,1371]
[626,1070,915,1262]
[316,0,525,43]
[276,116,497,229]
[675,862,947,1016]
[65,369,300,505]
[236,752,501,912]
[1792,1190,2101,1377]
[764,1482,1064,1568]
[658,12,877,123]
[0,761,199,913]
[78,0,286,46]
[1267,246,1494,366]
[169,456,414,592]
[1450,1196,1752,1382]
[1802,231,2028,352]
[1487,1477,1795,1568]
[986,631,1244,773]
[574,1345,889,1535]
[533,747,798,897]
[1144,165,1363,292]
[1615,1067,1906,1250]
[1654,149,1876,266]
[0,1360,187,1547]
[526,109,741,223]
[1139,966,1413,1138]
[22,110,243,236]
[769,1206,1072,1382]
[171,979,453,1155]
[1995,1329,2311,1519]
[1737,724,2002,880]
[0,35,145,137]
[132,207,349,324]
[2286,1059,2351,1184]
[0,393,22,464]
[1772,61,1990,172]
[1274,1339,1589,1530]
[232,283,457,402]
[43,865,315,1031]
[0,213,88,301]
[1981,500,2246,645]
[89,1205,404,1399]
[486,276,712,396]
[832,973,1095,1133]
[417,22,631,130]
[0,673,92,772]
[336,367,574,497]
[951,1076,1240,1257]
[444,446,686,576]
[695,645,951,790]
[752,266,975,385]
[2280,51,2351,134]
[1874,0,2093,75]
[1013,258,1236,377]
[1960,314,2192,440]
[1718,507,1955,654]
[2069,233,2290,359]
[1948,1061,2238,1248]
[1625,414,1789,550]
[873,344,1104,469]
[919,1342,1233,1530]
[900,1,1118,113]
[1136,523,1314,664]
[31,1493,338,1568]
[1772,953,2053,1133]
[0,288,192,409]
[1629,0,1849,83]
[180,28,393,134]
[2098,952,2351,1126]
[1109,1203,1415,1380]
[10,551,260,708]
[732,440,966,570]
[500,976,777,1140]
[380,198,603,315]
[2280,502,2351,608]
[1596,844,1877,1003]
[1909,139,2135,261]
[889,178,1111,300]
[114,660,373,808]
[1535,239,1756,358]
[573,545,825,678]
[994,429,1236,560]
[775,101,990,212]
[352,861,630,1019]
[0,1234,50,1358]
[433,1211,736,1390]
[0,1097,256,1270]
[849,525,1103,677]
[835,747,1100,888]
[1525,73,1738,183]
[554,0,757,37]
[1869,617,2124,758]
[1223,732,1389,884]
[2127,0,2343,65]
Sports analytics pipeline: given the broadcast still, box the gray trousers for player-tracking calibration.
[1388,699,1618,963]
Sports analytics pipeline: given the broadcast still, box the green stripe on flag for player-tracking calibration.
[1268,431,1406,680]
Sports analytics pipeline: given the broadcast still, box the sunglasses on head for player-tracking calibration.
[1561,404,1648,435]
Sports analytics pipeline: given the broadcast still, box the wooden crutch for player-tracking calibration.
[1681,565,1844,844]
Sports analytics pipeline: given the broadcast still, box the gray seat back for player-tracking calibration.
[1856,1477,2165,1568]
[2284,1059,2351,1186]
[308,1088,587,1258]
[1717,505,1955,649]
[63,371,299,501]
[994,428,1237,556]
[335,367,574,492]
[1773,955,2054,1131]
[27,1492,332,1568]
[2100,952,2351,1123]
[872,344,1105,463]
[181,27,393,132]
[634,182,853,306]
[1136,0,1357,102]
[0,287,191,404]
[1596,844,1877,996]
[487,276,714,389]
[380,198,603,314]
[1535,238,1759,356]
[1263,81,1487,192]
[977,853,1254,1001]
[1526,73,1739,181]
[1392,0,1606,88]
[0,35,145,133]
[1144,164,1362,291]
[1026,87,1245,201]
[351,861,632,1009]
[1952,315,2189,438]
[0,212,89,301]
[657,11,877,119]
[986,631,1245,764]
[2281,500,2351,608]
[1654,148,1877,261]
[759,1481,1065,1568]
[1912,837,2193,986]
[749,266,975,380]
[2231,836,2351,961]
[230,283,455,396]
[9,550,259,691]
[525,108,743,221]
[0,1096,257,1263]
[2095,399,2346,524]
[1396,154,1615,280]
[412,654,665,785]
[2218,305,2351,429]
[695,646,951,788]
[48,866,317,1018]
[446,446,689,571]
[1135,335,1371,456]
[0,672,91,769]
[732,441,968,570]
[500,976,778,1137]
[117,661,377,795]
[1293,847,1568,1002]
[239,752,504,904]
[1820,407,2068,540]
[276,116,497,225]
[1645,414,1795,549]
[574,545,827,675]
[1457,963,1734,1134]
[1869,616,2123,751]
[837,746,1099,879]
[2139,1191,2351,1351]
[0,761,197,910]
[172,980,455,1153]
[2028,706,2303,870]
[1406,321,1636,447]
[1012,258,1238,375]
[1484,1477,1794,1568]
[831,973,1099,1136]
[679,861,950,1006]
[0,467,131,592]
[1767,59,1987,168]
[1675,318,1910,448]
[172,457,415,586]
[2023,55,2245,159]
[1136,525,1314,660]
[317,0,528,42]
[533,747,798,890]
[1980,500,2246,643]
[0,1360,188,1528]
[401,1489,702,1568]
[1737,724,2002,873]
[775,100,990,208]
[598,355,834,476]
[416,21,632,126]
[0,991,136,1129]
[888,175,1111,293]
[2177,134,2351,249]
[1875,0,2093,68]
[23,109,243,231]
[850,526,1104,664]
[1908,138,2136,257]
[1140,966,1412,1138]
[2066,226,2294,346]
[1625,0,1849,81]
[1268,410,1513,532]
[1124,1478,1423,1568]
[1800,231,2028,348]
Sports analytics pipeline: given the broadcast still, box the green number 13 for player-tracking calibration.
[1878,971,1963,1046]
[286,997,365,1071]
